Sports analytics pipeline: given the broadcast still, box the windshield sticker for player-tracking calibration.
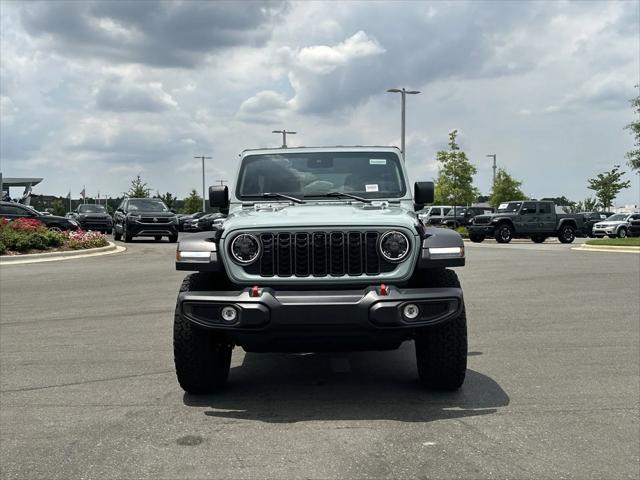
[365,184,379,192]
[498,203,508,210]
[369,159,387,165]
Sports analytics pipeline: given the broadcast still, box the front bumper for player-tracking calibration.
[592,227,617,237]
[78,220,112,230]
[128,221,178,237]
[178,285,463,351]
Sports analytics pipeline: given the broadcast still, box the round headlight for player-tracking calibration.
[379,231,410,262]
[230,234,261,264]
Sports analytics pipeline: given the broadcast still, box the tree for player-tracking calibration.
[587,165,631,211]
[583,197,598,212]
[489,168,527,207]
[49,198,66,216]
[182,189,202,214]
[434,130,479,206]
[157,191,177,210]
[126,175,151,198]
[625,86,639,172]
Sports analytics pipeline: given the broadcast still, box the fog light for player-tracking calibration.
[220,306,238,322]
[403,303,420,320]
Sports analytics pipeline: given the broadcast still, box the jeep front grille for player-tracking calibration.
[243,231,399,277]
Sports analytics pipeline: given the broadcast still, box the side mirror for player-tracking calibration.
[209,185,229,213]
[414,181,434,206]
[170,209,176,214]
[116,208,123,213]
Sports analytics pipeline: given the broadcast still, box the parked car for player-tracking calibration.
[628,213,640,237]
[580,211,615,237]
[591,213,637,238]
[113,198,178,242]
[66,204,113,234]
[178,212,206,232]
[190,212,225,231]
[418,205,453,225]
[173,146,468,394]
[468,200,583,243]
[441,206,494,229]
[0,201,79,231]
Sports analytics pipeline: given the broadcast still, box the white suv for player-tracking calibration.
[592,213,636,238]
[419,205,453,225]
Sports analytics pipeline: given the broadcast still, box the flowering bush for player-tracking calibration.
[0,218,108,254]
[65,230,109,250]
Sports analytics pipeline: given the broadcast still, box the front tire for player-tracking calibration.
[494,223,514,243]
[617,227,627,239]
[123,223,133,243]
[414,269,467,390]
[174,274,232,394]
[469,232,485,243]
[558,224,575,244]
[169,234,178,243]
[531,234,546,243]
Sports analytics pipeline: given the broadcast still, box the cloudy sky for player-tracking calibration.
[1,0,638,205]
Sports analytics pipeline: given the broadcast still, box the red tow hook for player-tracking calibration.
[379,283,390,296]
[250,286,261,298]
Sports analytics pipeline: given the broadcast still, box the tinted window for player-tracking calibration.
[521,202,537,214]
[237,152,406,200]
[538,203,552,214]
[78,204,107,213]
[431,208,441,215]
[0,205,29,216]
[127,199,168,212]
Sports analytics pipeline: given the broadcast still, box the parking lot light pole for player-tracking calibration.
[194,155,212,212]
[386,88,420,161]
[272,130,296,148]
[486,154,497,189]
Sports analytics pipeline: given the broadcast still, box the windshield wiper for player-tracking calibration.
[262,192,306,204]
[312,192,372,204]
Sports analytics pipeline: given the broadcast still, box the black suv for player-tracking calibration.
[0,201,78,231]
[441,206,493,228]
[67,204,113,233]
[113,198,178,242]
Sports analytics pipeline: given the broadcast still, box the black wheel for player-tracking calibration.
[169,235,178,243]
[48,226,62,233]
[531,234,546,243]
[494,223,514,243]
[617,227,627,239]
[123,223,133,243]
[414,269,467,390]
[113,227,122,241]
[174,273,232,394]
[106,229,112,235]
[154,235,162,242]
[469,233,485,243]
[558,224,575,244]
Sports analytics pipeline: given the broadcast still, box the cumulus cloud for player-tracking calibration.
[20,0,288,68]
[237,90,290,124]
[94,77,177,112]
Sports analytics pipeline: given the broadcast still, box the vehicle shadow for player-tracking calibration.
[183,344,509,424]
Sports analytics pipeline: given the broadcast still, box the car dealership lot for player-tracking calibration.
[1,236,638,479]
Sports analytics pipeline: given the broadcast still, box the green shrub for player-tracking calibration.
[455,226,469,238]
[0,241,6,255]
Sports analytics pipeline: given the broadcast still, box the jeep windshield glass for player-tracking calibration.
[236,152,406,201]
[128,199,168,212]
[497,202,522,213]
[78,205,106,213]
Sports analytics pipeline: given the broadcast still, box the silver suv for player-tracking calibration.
[592,213,636,238]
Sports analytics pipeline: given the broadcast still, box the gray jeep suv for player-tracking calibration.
[173,147,467,393]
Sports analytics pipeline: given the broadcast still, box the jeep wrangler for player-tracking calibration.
[173,147,467,393]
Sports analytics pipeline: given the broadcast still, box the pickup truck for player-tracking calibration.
[468,200,583,243]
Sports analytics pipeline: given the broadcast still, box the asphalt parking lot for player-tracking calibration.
[1,235,638,479]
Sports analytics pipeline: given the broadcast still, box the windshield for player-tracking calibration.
[497,202,522,213]
[237,152,406,200]
[128,199,168,212]
[78,205,106,213]
[605,214,627,221]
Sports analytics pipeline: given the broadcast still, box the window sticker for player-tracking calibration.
[498,203,508,210]
[365,184,379,192]
[369,158,387,165]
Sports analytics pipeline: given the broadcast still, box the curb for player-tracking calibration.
[572,244,640,254]
[0,242,126,265]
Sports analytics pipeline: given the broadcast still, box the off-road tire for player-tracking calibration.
[494,223,514,243]
[174,273,232,394]
[617,227,627,239]
[123,223,133,243]
[415,269,467,390]
[114,229,122,241]
[469,232,485,243]
[531,234,546,243]
[558,224,575,244]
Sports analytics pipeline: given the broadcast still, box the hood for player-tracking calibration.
[222,203,417,232]
[79,213,111,218]
[595,220,627,226]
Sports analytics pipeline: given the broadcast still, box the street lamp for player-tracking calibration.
[272,130,296,148]
[486,154,497,188]
[386,88,420,160]
[194,155,212,212]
